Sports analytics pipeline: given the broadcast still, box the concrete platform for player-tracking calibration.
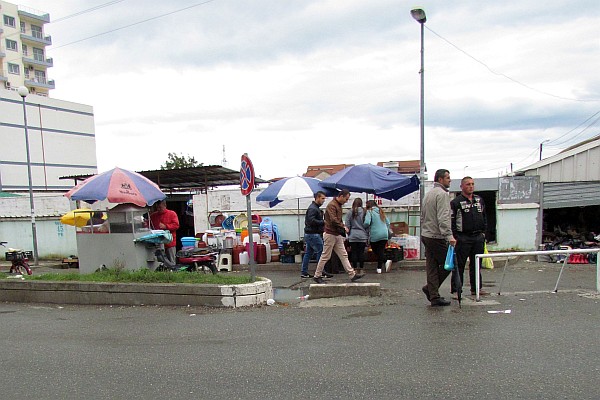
[0,279,273,308]
[309,282,381,299]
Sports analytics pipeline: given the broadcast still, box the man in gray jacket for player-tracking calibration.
[421,169,456,306]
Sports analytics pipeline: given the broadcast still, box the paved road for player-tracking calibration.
[0,260,598,399]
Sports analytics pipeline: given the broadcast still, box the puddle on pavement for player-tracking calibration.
[273,287,309,304]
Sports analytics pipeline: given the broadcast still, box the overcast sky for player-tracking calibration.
[22,0,600,181]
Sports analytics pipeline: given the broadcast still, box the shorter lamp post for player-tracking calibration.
[17,86,39,265]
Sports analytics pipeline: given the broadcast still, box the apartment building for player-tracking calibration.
[1,1,54,96]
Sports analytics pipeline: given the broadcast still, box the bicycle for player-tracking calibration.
[1,242,33,275]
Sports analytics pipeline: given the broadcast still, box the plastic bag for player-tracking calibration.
[444,245,455,271]
[482,242,494,269]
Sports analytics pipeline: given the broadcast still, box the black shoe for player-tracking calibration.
[322,272,334,278]
[422,286,431,301]
[350,274,364,282]
[313,277,325,284]
[300,273,313,278]
[430,298,451,307]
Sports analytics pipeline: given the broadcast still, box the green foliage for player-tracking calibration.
[161,152,202,170]
[23,268,254,285]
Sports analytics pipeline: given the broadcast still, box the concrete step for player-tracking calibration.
[309,282,381,299]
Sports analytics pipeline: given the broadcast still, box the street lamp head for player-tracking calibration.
[411,8,426,24]
[17,86,29,98]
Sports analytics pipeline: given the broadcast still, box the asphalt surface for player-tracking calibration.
[0,259,598,399]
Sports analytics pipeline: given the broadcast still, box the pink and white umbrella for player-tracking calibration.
[65,167,166,207]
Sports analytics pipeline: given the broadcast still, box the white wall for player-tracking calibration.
[493,204,539,251]
[0,193,78,258]
[193,187,419,241]
[0,89,97,191]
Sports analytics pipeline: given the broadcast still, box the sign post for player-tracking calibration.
[240,153,256,281]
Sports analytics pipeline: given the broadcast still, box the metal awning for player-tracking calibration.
[59,165,267,192]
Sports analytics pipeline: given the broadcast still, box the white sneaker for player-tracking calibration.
[385,260,392,272]
[376,268,382,274]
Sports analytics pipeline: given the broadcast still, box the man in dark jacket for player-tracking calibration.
[313,190,364,284]
[451,176,487,296]
[300,191,332,278]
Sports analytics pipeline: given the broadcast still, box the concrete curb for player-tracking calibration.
[0,279,273,308]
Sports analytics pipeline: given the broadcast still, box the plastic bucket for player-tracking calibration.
[181,237,196,248]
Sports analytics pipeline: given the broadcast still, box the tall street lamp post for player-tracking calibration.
[411,8,426,258]
[17,86,39,265]
[539,139,549,161]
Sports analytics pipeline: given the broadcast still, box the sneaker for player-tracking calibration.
[300,273,313,278]
[322,272,334,278]
[313,277,325,284]
[376,268,382,274]
[350,273,364,282]
[385,260,392,273]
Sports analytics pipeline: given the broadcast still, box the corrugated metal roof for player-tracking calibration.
[59,165,268,192]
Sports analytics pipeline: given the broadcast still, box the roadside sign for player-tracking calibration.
[240,154,255,196]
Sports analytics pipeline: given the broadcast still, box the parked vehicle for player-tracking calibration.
[1,242,33,275]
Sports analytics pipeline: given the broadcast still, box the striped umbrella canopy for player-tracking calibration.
[65,167,166,207]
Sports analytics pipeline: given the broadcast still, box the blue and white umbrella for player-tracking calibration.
[256,176,338,239]
[256,176,338,208]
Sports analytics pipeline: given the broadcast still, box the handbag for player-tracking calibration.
[444,245,455,271]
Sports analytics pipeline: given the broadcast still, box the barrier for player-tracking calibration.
[475,248,600,302]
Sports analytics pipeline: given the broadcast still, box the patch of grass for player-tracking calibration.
[21,268,254,285]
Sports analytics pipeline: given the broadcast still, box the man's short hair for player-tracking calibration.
[314,191,326,199]
[338,189,350,197]
[434,169,449,182]
[461,176,473,184]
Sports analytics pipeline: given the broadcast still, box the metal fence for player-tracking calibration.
[474,248,600,302]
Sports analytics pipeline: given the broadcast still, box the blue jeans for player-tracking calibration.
[301,233,323,274]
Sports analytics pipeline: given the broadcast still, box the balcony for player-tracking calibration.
[22,56,53,68]
[18,6,50,23]
[25,79,55,90]
[20,33,52,46]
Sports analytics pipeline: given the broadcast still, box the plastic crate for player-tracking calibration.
[5,251,32,261]
[384,247,404,262]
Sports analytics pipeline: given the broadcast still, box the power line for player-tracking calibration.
[545,110,600,146]
[52,0,218,50]
[426,26,600,103]
[52,0,127,23]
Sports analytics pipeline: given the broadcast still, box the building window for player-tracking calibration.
[22,44,28,56]
[8,63,20,75]
[6,39,17,51]
[20,21,25,33]
[31,25,43,39]
[33,47,44,62]
[3,15,16,27]
[34,70,46,84]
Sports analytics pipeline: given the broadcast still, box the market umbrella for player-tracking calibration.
[319,163,420,200]
[65,167,166,207]
[60,208,104,227]
[256,176,338,239]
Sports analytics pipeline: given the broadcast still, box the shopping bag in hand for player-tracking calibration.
[482,242,494,269]
[444,245,455,271]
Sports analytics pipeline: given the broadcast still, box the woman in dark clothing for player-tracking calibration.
[345,198,369,274]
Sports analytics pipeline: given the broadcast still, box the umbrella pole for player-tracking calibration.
[297,199,301,241]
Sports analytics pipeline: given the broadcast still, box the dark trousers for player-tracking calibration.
[452,233,485,293]
[422,236,451,301]
[370,240,387,269]
[349,242,366,269]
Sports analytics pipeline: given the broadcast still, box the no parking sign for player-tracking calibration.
[240,153,255,196]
